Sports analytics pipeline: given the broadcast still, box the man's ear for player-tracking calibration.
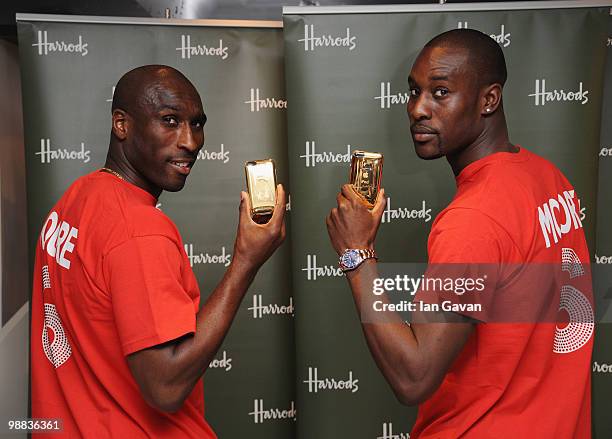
[112,109,129,141]
[481,83,503,115]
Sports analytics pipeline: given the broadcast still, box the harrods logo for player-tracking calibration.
[197,144,230,163]
[607,37,611,47]
[303,366,359,393]
[537,190,583,249]
[298,24,357,52]
[36,139,91,164]
[248,294,294,319]
[249,399,296,424]
[599,147,612,157]
[302,254,343,281]
[300,141,352,168]
[382,197,432,224]
[106,86,116,103]
[176,35,229,60]
[457,22,511,47]
[32,30,89,56]
[183,243,231,267]
[375,82,410,109]
[529,79,589,106]
[595,254,612,264]
[244,88,287,112]
[286,194,292,212]
[378,422,410,439]
[208,350,232,371]
[593,361,612,373]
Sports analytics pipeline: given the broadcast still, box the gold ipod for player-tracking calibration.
[245,159,277,221]
[349,150,383,208]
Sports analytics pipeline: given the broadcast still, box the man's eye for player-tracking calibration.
[433,88,448,97]
[163,116,178,126]
[409,88,420,97]
[192,120,203,129]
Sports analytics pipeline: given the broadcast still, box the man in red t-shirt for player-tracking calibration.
[31,65,286,438]
[326,29,593,437]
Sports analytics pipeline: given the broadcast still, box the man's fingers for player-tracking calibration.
[269,184,287,227]
[371,188,387,219]
[341,184,361,203]
[239,191,257,227]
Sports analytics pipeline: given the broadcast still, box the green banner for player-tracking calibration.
[17,17,294,438]
[283,6,609,438]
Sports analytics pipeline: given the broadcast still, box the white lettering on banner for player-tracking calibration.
[300,141,352,167]
[607,37,611,47]
[595,254,612,264]
[298,25,357,51]
[183,244,231,267]
[208,350,232,371]
[249,294,294,319]
[244,88,287,112]
[537,190,583,248]
[286,194,291,212]
[197,144,229,163]
[303,367,359,393]
[302,254,343,281]
[40,211,78,270]
[36,139,91,164]
[382,197,432,223]
[155,202,162,211]
[374,82,410,109]
[593,361,612,373]
[599,147,612,157]
[106,86,116,103]
[176,35,229,60]
[32,30,89,56]
[457,22,511,47]
[529,79,589,106]
[249,399,296,424]
[378,422,410,439]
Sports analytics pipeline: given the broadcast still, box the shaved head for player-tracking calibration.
[424,29,507,88]
[106,65,205,197]
[111,65,200,115]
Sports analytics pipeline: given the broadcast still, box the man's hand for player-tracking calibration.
[326,184,386,255]
[232,184,287,270]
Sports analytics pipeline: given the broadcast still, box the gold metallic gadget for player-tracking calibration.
[245,159,277,221]
[349,150,383,208]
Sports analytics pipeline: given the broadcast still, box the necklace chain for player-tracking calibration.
[99,167,123,180]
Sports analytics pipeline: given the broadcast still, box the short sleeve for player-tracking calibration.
[103,235,197,356]
[415,208,506,322]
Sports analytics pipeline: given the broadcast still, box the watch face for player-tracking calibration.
[341,249,361,269]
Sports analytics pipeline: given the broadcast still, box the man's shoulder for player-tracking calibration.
[65,173,180,249]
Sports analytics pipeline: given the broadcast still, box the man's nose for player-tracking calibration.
[408,95,431,121]
[178,123,200,153]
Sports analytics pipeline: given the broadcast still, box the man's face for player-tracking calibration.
[126,76,206,194]
[407,45,482,160]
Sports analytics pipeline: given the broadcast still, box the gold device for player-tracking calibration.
[349,150,383,209]
[245,159,277,222]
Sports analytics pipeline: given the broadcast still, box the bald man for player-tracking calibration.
[31,65,286,438]
[327,29,593,437]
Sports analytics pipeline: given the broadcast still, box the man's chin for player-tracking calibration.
[413,142,444,160]
[164,179,187,192]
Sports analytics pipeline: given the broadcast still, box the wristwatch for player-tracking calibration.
[338,248,378,272]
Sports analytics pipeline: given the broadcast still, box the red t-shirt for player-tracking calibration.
[31,171,217,438]
[411,147,593,438]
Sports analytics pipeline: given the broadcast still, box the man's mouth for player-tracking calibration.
[169,160,193,175]
[411,125,438,142]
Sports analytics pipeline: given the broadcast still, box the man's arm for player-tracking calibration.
[326,185,473,406]
[127,185,286,413]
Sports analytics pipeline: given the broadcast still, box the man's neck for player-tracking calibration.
[104,147,162,198]
[447,117,516,176]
